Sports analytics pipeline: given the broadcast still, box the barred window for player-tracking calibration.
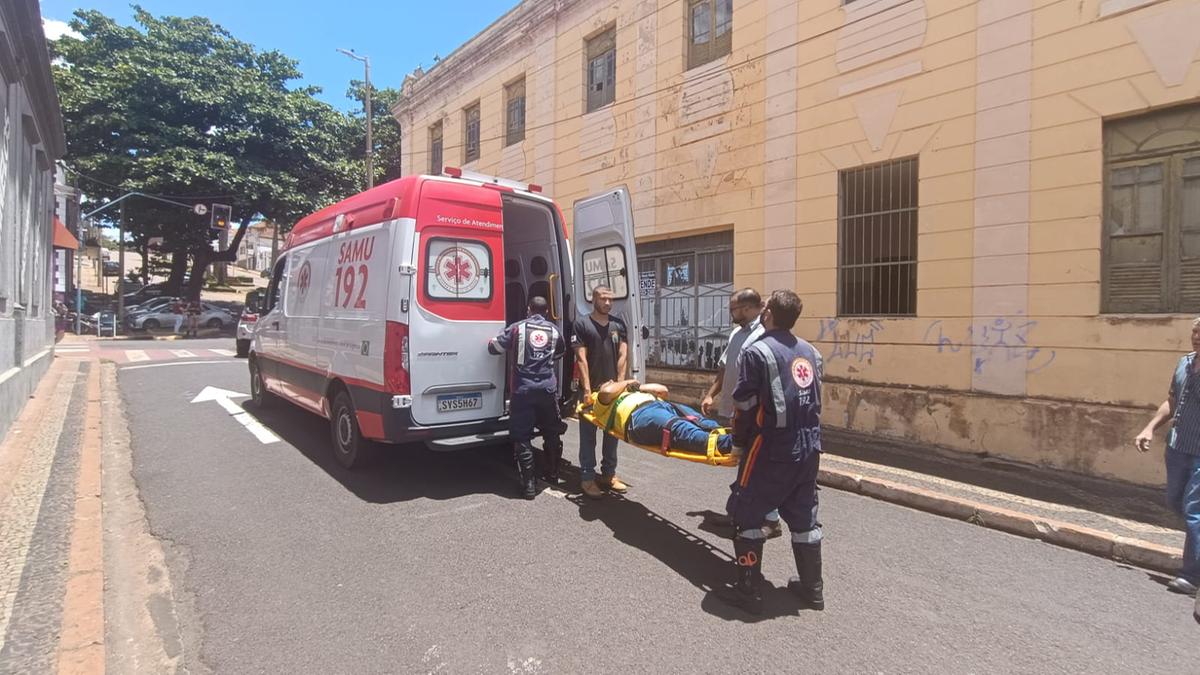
[428,121,443,175]
[505,78,526,146]
[1103,104,1200,313]
[586,27,616,113]
[838,157,918,316]
[463,103,480,163]
[688,0,732,70]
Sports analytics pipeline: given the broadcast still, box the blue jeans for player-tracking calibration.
[1165,448,1200,582]
[625,401,732,453]
[579,418,619,482]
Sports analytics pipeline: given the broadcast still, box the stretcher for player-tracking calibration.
[576,402,738,467]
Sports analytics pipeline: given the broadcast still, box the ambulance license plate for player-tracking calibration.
[437,393,482,412]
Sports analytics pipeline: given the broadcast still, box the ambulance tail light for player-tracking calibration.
[384,321,411,395]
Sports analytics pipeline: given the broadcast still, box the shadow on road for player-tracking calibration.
[568,492,813,622]
[246,402,522,504]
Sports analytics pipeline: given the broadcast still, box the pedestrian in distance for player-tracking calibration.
[572,285,630,499]
[717,290,825,615]
[701,288,781,539]
[185,298,201,338]
[489,296,567,499]
[1134,316,1200,597]
[171,298,186,334]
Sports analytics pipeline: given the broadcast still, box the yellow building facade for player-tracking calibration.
[393,0,1200,486]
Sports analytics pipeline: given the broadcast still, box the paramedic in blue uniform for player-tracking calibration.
[489,296,567,500]
[718,289,825,615]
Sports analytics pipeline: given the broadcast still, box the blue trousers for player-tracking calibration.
[1166,448,1200,583]
[579,417,619,482]
[731,449,820,536]
[625,401,732,454]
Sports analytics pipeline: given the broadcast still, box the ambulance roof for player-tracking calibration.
[284,174,555,250]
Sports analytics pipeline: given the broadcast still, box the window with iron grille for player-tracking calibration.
[585,27,616,113]
[1103,104,1200,314]
[428,121,443,175]
[463,103,480,163]
[505,78,526,146]
[638,231,734,371]
[838,157,918,316]
[688,0,732,70]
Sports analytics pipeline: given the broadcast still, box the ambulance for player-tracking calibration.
[248,169,644,468]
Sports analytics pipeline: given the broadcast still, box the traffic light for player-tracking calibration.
[210,203,232,230]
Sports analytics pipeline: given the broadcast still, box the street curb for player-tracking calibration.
[819,468,1183,575]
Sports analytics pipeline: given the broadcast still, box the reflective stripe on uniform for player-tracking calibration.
[488,337,506,353]
[738,528,767,540]
[516,324,527,366]
[734,395,758,411]
[791,527,822,544]
[750,341,787,428]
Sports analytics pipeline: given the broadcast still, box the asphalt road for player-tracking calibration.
[116,343,1197,674]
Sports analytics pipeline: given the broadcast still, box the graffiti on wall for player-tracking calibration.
[923,317,1056,374]
[816,319,886,362]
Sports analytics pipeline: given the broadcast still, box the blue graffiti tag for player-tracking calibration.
[817,318,885,362]
[923,317,1055,374]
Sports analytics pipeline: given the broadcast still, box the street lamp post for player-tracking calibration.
[337,48,373,190]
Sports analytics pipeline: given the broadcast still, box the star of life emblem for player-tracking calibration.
[529,329,549,349]
[791,357,814,388]
[434,246,481,294]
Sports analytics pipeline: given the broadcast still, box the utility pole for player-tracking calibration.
[337,48,373,190]
[117,199,125,324]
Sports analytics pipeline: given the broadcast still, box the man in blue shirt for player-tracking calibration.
[1135,317,1200,596]
[489,296,566,499]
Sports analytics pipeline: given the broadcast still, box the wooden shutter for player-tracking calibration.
[1105,162,1166,312]
[1180,156,1200,312]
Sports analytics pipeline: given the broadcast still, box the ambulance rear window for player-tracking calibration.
[424,237,493,301]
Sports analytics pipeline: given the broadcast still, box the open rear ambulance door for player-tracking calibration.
[572,187,645,379]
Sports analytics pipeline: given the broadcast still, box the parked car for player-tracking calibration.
[236,289,264,357]
[123,283,169,306]
[127,302,234,331]
[102,260,121,277]
[126,295,177,314]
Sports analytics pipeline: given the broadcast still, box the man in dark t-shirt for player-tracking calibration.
[572,285,629,499]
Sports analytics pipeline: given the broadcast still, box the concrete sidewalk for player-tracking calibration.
[819,429,1183,576]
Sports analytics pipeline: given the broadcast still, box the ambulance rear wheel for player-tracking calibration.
[331,390,373,469]
[249,358,275,409]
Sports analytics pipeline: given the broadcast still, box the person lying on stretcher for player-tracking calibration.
[586,379,734,455]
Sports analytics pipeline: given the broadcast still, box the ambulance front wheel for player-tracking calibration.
[330,389,374,469]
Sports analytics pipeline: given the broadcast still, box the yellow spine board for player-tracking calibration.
[577,403,738,468]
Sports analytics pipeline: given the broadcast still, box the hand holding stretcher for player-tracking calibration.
[576,379,739,467]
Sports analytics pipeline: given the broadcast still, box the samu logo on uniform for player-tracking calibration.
[529,329,550,349]
[791,357,815,388]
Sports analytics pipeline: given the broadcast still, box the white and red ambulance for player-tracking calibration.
[248,169,644,468]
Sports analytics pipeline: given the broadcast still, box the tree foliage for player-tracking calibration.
[51,6,364,297]
[345,81,403,186]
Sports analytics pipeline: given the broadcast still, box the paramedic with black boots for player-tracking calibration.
[572,285,630,500]
[488,296,567,499]
[718,290,825,615]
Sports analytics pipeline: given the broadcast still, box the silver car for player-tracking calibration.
[128,302,234,331]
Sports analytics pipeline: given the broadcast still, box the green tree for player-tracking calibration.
[345,81,403,187]
[51,7,359,299]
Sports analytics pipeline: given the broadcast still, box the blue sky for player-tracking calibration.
[40,0,519,110]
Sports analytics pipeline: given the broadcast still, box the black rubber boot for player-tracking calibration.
[542,442,563,485]
[787,540,824,610]
[515,442,537,500]
[717,536,764,615]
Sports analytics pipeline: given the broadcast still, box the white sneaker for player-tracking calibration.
[1167,577,1198,596]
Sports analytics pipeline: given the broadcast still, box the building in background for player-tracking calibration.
[392,0,1200,486]
[0,0,68,440]
[235,221,277,273]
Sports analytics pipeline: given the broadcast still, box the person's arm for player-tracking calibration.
[488,324,514,356]
[553,328,566,360]
[615,319,629,379]
[702,368,723,418]
[574,345,592,397]
[597,379,639,405]
[1135,399,1174,453]
[730,349,764,454]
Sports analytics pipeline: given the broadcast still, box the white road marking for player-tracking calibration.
[169,350,196,358]
[125,350,150,363]
[414,502,485,519]
[209,349,236,356]
[190,386,279,444]
[120,360,239,371]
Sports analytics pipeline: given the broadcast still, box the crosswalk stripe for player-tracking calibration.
[170,350,196,358]
[125,350,150,363]
[209,349,236,356]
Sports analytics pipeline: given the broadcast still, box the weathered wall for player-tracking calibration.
[393,0,1200,486]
